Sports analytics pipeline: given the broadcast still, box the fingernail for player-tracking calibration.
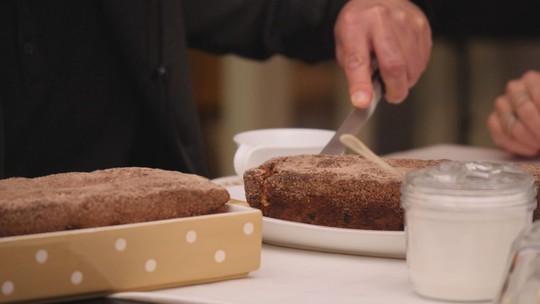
[351,91,369,107]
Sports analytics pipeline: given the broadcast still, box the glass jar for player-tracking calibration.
[401,161,537,302]
[494,220,540,304]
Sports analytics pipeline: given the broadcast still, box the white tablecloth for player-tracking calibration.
[111,244,443,304]
[110,144,536,304]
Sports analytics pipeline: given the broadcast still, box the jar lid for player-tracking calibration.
[402,161,537,210]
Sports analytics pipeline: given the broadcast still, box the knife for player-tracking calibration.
[320,66,384,155]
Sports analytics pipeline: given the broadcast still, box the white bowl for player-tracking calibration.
[233,128,334,176]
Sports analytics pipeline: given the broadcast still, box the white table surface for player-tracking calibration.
[110,144,537,304]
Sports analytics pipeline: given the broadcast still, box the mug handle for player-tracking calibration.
[233,144,255,177]
[233,145,283,176]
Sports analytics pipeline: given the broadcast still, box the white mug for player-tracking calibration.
[233,128,334,176]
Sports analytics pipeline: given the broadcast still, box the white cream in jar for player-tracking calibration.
[401,161,536,302]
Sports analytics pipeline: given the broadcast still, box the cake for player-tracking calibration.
[244,155,540,231]
[0,167,230,237]
[514,163,540,221]
[243,154,447,231]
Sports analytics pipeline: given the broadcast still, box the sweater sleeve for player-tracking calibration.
[182,0,347,63]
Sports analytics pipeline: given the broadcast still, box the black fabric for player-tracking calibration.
[1,1,145,178]
[0,0,347,178]
[183,0,344,62]
[428,1,540,39]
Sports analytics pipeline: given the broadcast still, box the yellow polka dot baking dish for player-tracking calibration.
[0,202,261,303]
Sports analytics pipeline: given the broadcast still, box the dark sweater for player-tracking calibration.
[0,0,346,178]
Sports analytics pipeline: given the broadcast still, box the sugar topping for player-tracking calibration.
[270,154,420,182]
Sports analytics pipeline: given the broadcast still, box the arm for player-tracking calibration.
[184,0,431,108]
[184,0,346,62]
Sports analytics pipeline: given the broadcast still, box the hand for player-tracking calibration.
[487,71,540,157]
[334,0,432,108]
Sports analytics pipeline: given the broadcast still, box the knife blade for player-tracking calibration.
[320,67,384,155]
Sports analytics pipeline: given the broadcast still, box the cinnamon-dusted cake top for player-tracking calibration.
[1,167,231,237]
[256,154,445,182]
[0,167,228,208]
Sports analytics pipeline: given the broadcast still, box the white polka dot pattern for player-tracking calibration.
[185,230,197,244]
[0,204,261,303]
[35,249,48,264]
[1,281,14,296]
[145,259,157,273]
[214,250,226,263]
[115,238,127,252]
[70,271,83,285]
[243,222,254,235]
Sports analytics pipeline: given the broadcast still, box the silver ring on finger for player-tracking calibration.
[510,92,531,112]
[501,111,517,135]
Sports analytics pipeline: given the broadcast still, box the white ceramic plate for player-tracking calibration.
[212,176,405,259]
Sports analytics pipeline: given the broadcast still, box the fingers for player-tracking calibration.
[506,77,540,142]
[339,35,373,107]
[487,94,540,157]
[522,70,540,110]
[372,7,430,102]
[334,6,375,108]
[334,0,432,108]
[487,112,538,157]
[370,7,409,103]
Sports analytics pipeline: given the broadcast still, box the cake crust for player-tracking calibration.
[243,154,446,231]
[514,163,540,221]
[0,167,230,237]
[244,155,540,231]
